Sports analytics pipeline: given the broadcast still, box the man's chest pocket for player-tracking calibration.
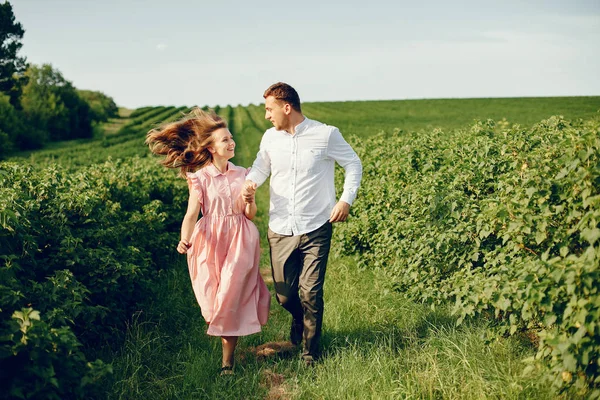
[299,149,327,172]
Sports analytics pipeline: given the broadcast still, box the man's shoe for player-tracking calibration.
[290,319,303,346]
[302,355,316,367]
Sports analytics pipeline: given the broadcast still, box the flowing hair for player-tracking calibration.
[145,108,227,177]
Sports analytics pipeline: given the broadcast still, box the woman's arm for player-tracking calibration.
[177,186,201,254]
[244,191,257,220]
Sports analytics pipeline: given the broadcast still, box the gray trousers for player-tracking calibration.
[267,222,333,359]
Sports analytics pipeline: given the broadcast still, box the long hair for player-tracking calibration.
[145,108,227,177]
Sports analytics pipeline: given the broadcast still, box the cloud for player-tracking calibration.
[156,43,167,51]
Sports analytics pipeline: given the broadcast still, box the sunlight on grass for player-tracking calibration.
[102,256,573,399]
[284,258,561,400]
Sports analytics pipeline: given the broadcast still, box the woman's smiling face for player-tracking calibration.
[209,127,235,160]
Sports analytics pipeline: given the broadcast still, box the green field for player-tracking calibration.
[2,96,599,399]
[12,96,600,168]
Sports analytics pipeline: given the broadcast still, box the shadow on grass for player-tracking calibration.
[319,307,461,360]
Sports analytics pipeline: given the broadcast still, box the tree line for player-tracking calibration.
[0,1,119,160]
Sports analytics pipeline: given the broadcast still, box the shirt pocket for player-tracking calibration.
[299,149,327,172]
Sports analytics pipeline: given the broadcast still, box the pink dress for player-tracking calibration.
[186,162,270,336]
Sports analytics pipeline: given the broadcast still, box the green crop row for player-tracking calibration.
[16,106,192,169]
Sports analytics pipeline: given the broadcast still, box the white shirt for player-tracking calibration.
[246,117,362,236]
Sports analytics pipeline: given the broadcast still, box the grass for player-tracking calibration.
[12,96,600,169]
[99,253,574,399]
[302,96,600,138]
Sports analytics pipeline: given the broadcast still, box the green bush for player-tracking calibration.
[335,116,600,395]
[0,157,187,398]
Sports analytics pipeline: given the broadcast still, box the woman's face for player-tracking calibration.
[209,127,235,161]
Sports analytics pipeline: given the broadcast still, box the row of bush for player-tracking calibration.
[335,116,599,396]
[15,106,192,170]
[0,157,186,399]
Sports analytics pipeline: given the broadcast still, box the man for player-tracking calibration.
[243,82,362,365]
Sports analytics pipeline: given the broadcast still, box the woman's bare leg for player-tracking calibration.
[221,336,238,368]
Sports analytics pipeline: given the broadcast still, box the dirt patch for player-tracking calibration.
[260,266,273,284]
[517,329,540,348]
[260,368,290,400]
[247,341,297,361]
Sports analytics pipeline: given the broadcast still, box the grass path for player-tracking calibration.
[102,107,135,136]
[102,241,566,399]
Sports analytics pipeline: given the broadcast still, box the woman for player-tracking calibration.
[146,108,270,375]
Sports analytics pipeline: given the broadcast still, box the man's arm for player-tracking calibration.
[243,135,271,203]
[245,135,271,187]
[327,128,363,222]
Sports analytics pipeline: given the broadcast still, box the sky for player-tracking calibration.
[11,0,600,109]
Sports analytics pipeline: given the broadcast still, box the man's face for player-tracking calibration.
[264,95,288,131]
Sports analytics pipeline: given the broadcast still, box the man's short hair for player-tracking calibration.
[263,82,302,113]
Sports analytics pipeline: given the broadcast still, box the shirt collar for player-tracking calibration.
[204,161,234,177]
[294,117,310,135]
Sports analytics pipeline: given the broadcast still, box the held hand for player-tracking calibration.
[243,187,255,204]
[242,180,257,204]
[177,239,191,254]
[329,201,351,223]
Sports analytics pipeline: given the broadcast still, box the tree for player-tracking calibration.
[78,89,119,123]
[0,1,28,107]
[21,64,93,142]
[0,93,44,154]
